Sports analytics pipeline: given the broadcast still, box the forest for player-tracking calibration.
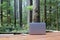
[0,0,60,33]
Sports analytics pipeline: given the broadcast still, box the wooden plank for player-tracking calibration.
[0,32,60,40]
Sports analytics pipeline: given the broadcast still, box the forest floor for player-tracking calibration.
[0,32,60,40]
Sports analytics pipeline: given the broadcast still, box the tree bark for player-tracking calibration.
[32,0,40,22]
[30,0,32,22]
[49,0,52,29]
[19,0,22,27]
[56,1,59,30]
[44,0,47,23]
[14,0,17,27]
[44,0,47,29]
[1,0,3,26]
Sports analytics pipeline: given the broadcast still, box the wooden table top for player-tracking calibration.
[0,32,60,40]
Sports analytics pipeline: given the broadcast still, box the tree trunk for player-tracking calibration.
[49,0,52,29]
[14,0,17,27]
[30,0,32,22]
[44,0,47,23]
[56,1,59,30]
[32,0,40,22]
[19,0,22,27]
[0,0,3,26]
[44,0,47,29]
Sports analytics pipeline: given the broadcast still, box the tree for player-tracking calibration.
[49,0,52,29]
[56,0,59,30]
[32,0,40,22]
[0,0,3,26]
[19,0,22,28]
[30,0,33,22]
[14,0,17,28]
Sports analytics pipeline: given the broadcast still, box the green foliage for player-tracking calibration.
[27,5,33,10]
[0,0,29,33]
[0,0,60,33]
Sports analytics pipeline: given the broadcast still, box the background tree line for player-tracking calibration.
[0,0,60,33]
